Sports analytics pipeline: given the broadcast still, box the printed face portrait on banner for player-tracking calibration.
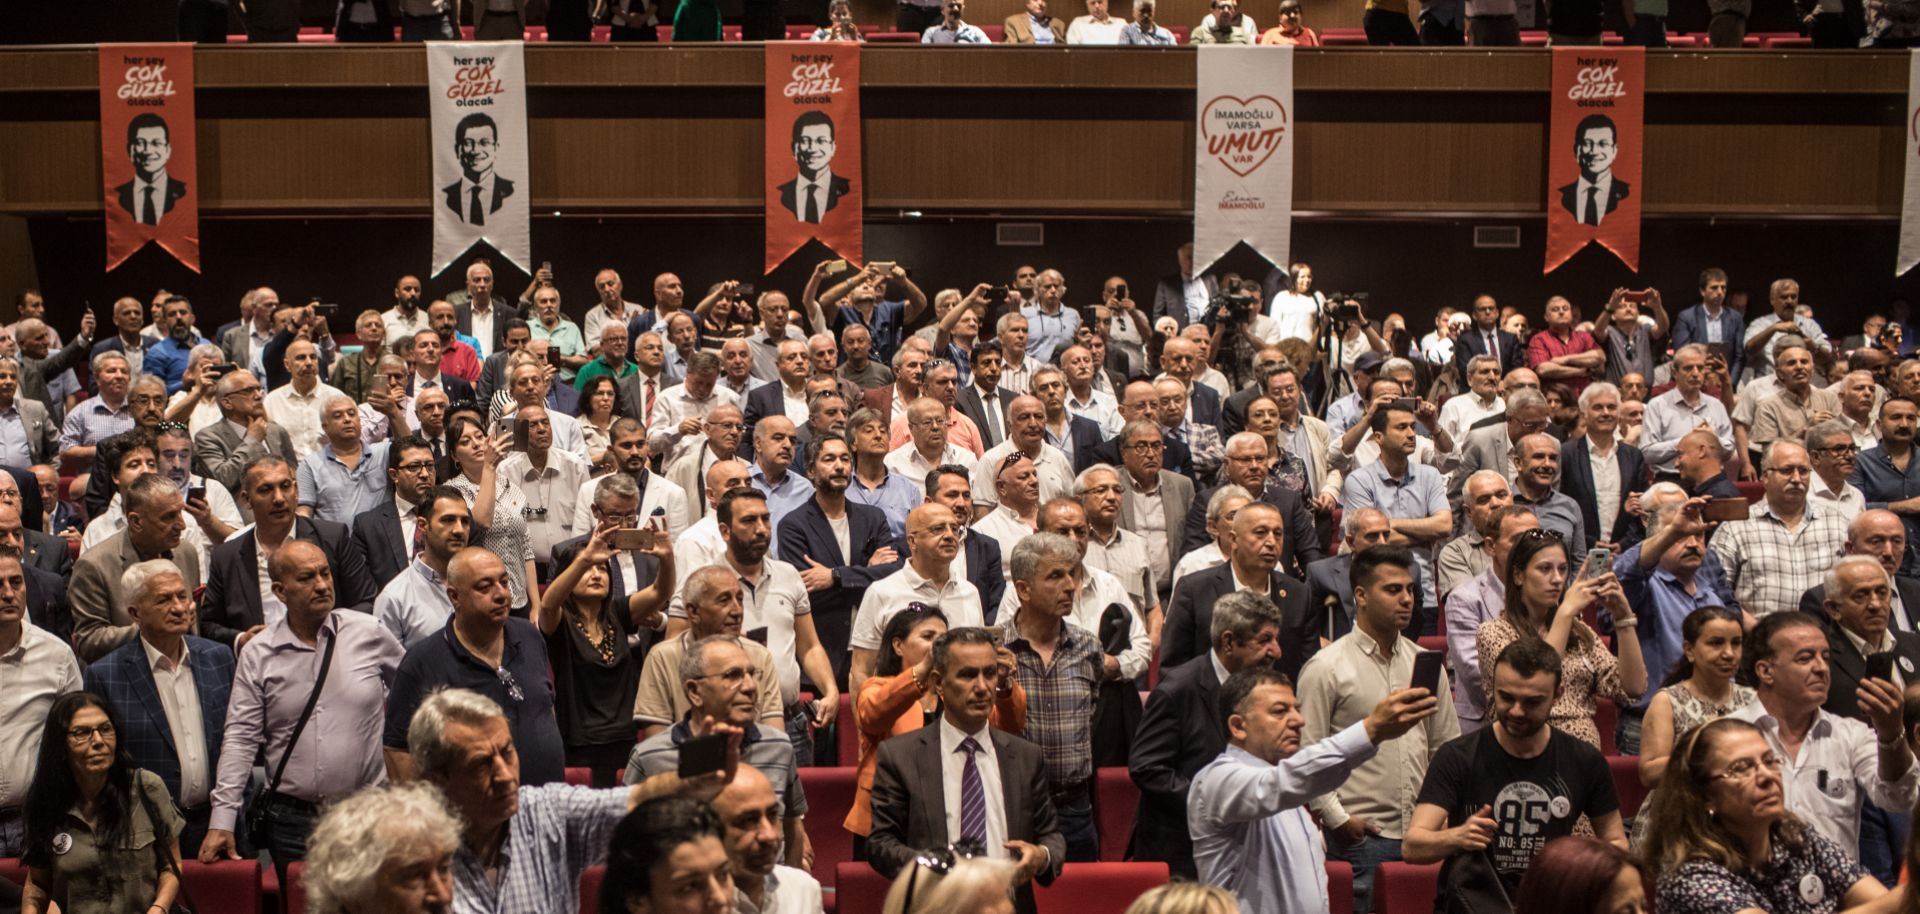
[99,44,200,272]
[766,42,863,272]
[1544,47,1644,274]
[427,42,530,277]
[446,112,515,227]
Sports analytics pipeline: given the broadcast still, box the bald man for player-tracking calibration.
[263,337,346,462]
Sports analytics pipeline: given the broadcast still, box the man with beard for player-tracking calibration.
[381,275,430,348]
[373,485,473,648]
[1406,638,1624,895]
[569,417,688,538]
[778,436,898,689]
[146,296,205,395]
[427,301,484,384]
[1857,396,1920,576]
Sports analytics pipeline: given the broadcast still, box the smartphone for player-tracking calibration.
[677,732,730,779]
[1411,650,1444,696]
[1582,547,1612,580]
[1868,651,1898,683]
[1702,497,1751,523]
[1391,397,1419,413]
[311,302,339,317]
[546,346,564,369]
[828,259,849,273]
[871,261,896,275]
[494,416,517,437]
[1114,282,1129,301]
[983,286,1010,304]
[542,260,552,273]
[209,362,238,379]
[1622,289,1652,304]
[187,484,206,503]
[1705,342,1730,363]
[609,527,657,552]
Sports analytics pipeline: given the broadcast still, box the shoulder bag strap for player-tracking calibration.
[263,629,337,798]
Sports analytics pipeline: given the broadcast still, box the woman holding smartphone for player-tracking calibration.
[1477,529,1647,750]
[444,413,539,615]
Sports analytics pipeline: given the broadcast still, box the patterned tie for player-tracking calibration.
[469,185,485,226]
[1486,331,1498,365]
[959,736,987,845]
[142,186,157,226]
[644,378,657,426]
[1584,186,1600,226]
[407,508,424,559]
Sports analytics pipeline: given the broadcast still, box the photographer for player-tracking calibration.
[692,280,756,352]
[1205,279,1271,394]
[1320,293,1390,401]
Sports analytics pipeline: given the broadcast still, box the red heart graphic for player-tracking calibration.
[1200,94,1289,179]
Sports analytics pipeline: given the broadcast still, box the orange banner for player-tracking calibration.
[99,43,200,273]
[1544,47,1643,275]
[765,42,862,274]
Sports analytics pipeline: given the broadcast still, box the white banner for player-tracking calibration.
[428,41,531,278]
[1900,49,1920,275]
[1193,45,1293,275]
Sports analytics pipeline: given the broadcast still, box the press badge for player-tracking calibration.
[1800,874,1823,905]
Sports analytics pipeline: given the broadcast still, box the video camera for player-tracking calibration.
[1324,292,1369,323]
[1214,280,1262,324]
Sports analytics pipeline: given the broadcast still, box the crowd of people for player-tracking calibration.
[0,252,1918,914]
[183,0,1920,49]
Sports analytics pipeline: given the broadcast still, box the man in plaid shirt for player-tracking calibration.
[1002,531,1104,863]
[1711,439,1848,618]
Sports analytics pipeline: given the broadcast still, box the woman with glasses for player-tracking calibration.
[846,606,1026,856]
[881,852,1018,914]
[1642,718,1888,914]
[1238,396,1309,501]
[1632,606,1751,847]
[1259,0,1320,44]
[536,520,673,786]
[1478,528,1647,751]
[444,414,539,615]
[576,374,619,468]
[164,342,227,437]
[21,693,184,914]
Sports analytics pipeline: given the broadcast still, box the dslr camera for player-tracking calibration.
[1324,292,1369,323]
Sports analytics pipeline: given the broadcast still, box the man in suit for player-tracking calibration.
[1030,366,1106,472]
[1800,509,1920,633]
[71,473,204,664]
[615,330,675,432]
[1112,418,1194,604]
[1560,381,1650,547]
[1449,387,1551,503]
[776,112,851,225]
[95,295,159,381]
[193,367,292,483]
[115,113,188,227]
[473,319,533,407]
[1086,381,1193,476]
[84,559,234,857]
[453,261,522,358]
[1452,294,1525,382]
[0,364,59,472]
[1180,432,1323,581]
[1003,0,1068,40]
[219,299,276,377]
[0,466,67,579]
[1557,114,1630,227]
[200,456,376,651]
[0,501,72,640]
[777,436,899,690]
[956,340,1019,450]
[867,627,1065,914]
[444,113,515,228]
[1153,242,1220,332]
[350,434,438,593]
[859,345,928,427]
[1305,507,1429,642]
[1158,335,1224,433]
[1162,502,1314,679]
[1668,268,1748,385]
[403,329,477,404]
[1128,591,1281,877]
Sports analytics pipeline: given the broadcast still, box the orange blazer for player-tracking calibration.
[842,668,1027,836]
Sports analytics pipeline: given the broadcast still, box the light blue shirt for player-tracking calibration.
[147,335,206,394]
[1188,724,1379,914]
[1640,388,1735,475]
[1118,21,1176,42]
[1443,569,1504,729]
[848,468,923,539]
[0,404,32,470]
[451,783,629,914]
[1340,460,1448,605]
[1324,391,1366,441]
[58,396,134,453]
[1019,304,1081,364]
[922,21,991,42]
[1611,546,1731,712]
[296,441,392,531]
[750,464,816,560]
[375,557,455,648]
[531,318,587,383]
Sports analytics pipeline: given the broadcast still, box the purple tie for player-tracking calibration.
[959,736,987,845]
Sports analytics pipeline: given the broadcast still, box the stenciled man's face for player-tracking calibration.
[795,123,835,176]
[1577,125,1617,180]
[458,124,498,180]
[131,125,171,179]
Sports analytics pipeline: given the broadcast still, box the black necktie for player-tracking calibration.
[469,185,485,226]
[142,187,156,226]
[804,185,819,223]
[1584,186,1600,226]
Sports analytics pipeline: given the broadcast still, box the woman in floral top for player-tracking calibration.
[1477,529,1646,749]
[1643,719,1887,914]
[444,414,537,612]
[1634,606,1752,847]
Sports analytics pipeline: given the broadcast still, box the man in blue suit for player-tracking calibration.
[1559,381,1651,547]
[1452,294,1526,383]
[85,558,235,858]
[1668,268,1746,385]
[777,436,901,692]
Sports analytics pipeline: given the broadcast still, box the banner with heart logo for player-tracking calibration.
[1897,51,1920,275]
[1193,46,1293,275]
[1544,46,1644,274]
[428,41,532,278]
[99,44,200,273]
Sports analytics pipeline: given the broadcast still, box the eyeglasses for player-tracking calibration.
[395,461,437,474]
[1814,444,1859,456]
[495,667,525,703]
[999,452,1032,473]
[1516,528,1565,544]
[67,722,115,745]
[694,665,759,685]
[131,394,168,407]
[1125,440,1165,453]
[1712,753,1783,783]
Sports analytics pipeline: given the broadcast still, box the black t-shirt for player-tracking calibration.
[1416,726,1620,894]
[547,601,641,748]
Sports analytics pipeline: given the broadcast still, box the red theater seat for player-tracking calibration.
[183,860,262,914]
[1596,696,1619,756]
[1374,861,1442,914]
[1767,35,1813,46]
[0,858,23,887]
[287,862,308,914]
[581,864,606,914]
[1035,863,1170,914]
[800,767,860,899]
[1610,754,1650,818]
[1735,481,1764,502]
[1169,25,1191,42]
[867,30,920,42]
[980,24,1006,40]
[1417,635,1447,656]
[836,863,894,914]
[565,767,593,787]
[837,699,858,766]
[1095,767,1136,861]
[1328,860,1355,914]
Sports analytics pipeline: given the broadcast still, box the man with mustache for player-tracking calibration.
[634,563,787,737]
[1854,396,1920,576]
[1731,611,1920,857]
[1713,439,1848,618]
[1611,491,1732,755]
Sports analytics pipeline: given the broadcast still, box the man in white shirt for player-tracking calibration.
[497,403,591,569]
[887,397,974,484]
[262,339,345,462]
[0,550,81,854]
[1437,354,1504,449]
[1731,610,1920,852]
[1807,420,1867,525]
[972,395,1075,511]
[850,502,983,692]
[648,352,742,465]
[583,269,640,351]
[381,276,431,350]
[373,487,471,648]
[571,418,688,539]
[1065,0,1127,41]
[972,453,1041,576]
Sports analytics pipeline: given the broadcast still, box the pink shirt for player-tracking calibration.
[1527,328,1599,397]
